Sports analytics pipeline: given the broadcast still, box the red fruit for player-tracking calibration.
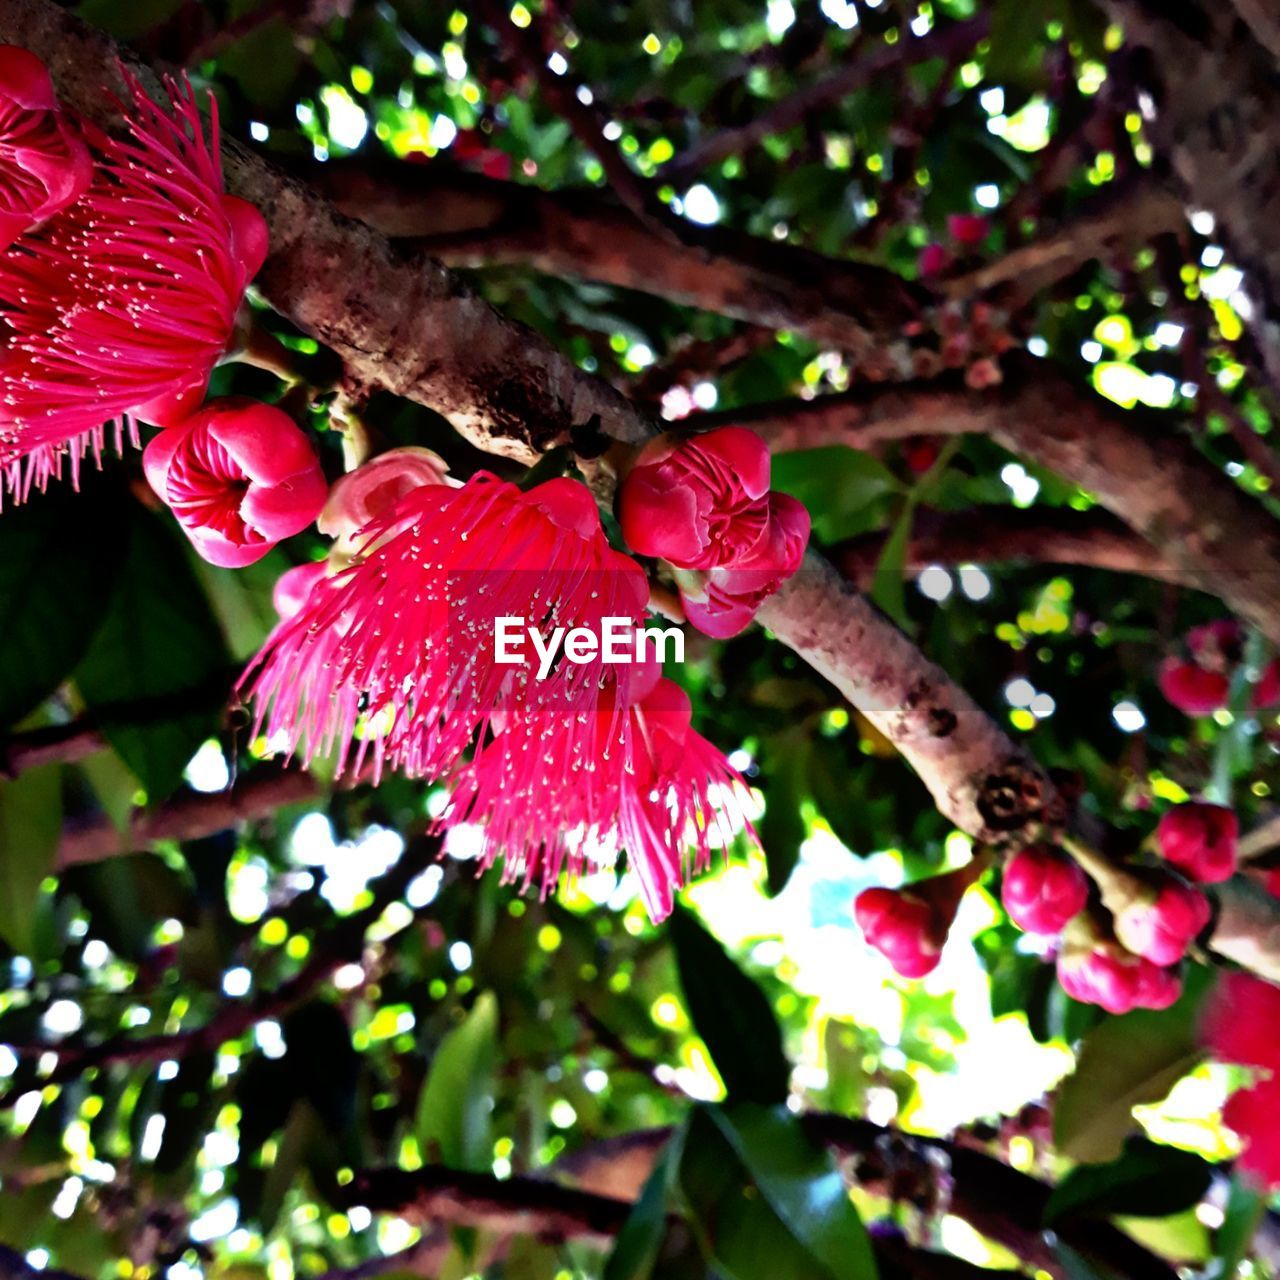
[1156,803,1238,883]
[1001,847,1088,935]
[1158,657,1230,717]
[1113,876,1211,966]
[947,213,990,247]
[854,886,942,978]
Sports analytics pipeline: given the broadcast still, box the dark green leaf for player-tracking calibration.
[1044,1137,1213,1225]
[679,1104,877,1280]
[1214,1172,1267,1278]
[0,482,121,729]
[0,765,61,956]
[74,504,231,800]
[604,1137,682,1280]
[670,911,790,1105]
[770,448,903,544]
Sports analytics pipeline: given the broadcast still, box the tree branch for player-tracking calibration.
[309,162,925,366]
[837,506,1194,588]
[57,767,320,869]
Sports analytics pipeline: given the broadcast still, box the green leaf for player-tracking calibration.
[1213,1171,1267,1277]
[679,1104,877,1280]
[74,504,231,800]
[770,448,903,544]
[0,765,62,955]
[604,1138,682,1280]
[1044,1137,1213,1225]
[760,735,810,896]
[670,910,790,1105]
[75,0,184,40]
[416,991,499,1171]
[870,502,914,633]
[260,1101,318,1234]
[0,483,121,729]
[1053,980,1208,1163]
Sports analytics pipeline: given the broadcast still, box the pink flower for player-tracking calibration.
[947,213,990,247]
[1156,802,1238,883]
[273,562,329,621]
[444,671,753,922]
[681,492,810,638]
[1057,941,1180,1014]
[240,473,650,780]
[618,426,771,570]
[0,72,267,500]
[143,400,327,568]
[917,242,951,277]
[1222,1079,1280,1190]
[0,47,91,251]
[1001,846,1088,935]
[855,887,943,978]
[1186,619,1242,666]
[1158,658,1230,716]
[1112,875,1211,966]
[1201,972,1280,1071]
[318,446,452,563]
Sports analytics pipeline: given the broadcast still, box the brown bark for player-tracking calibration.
[759,555,1055,843]
[1103,0,1280,389]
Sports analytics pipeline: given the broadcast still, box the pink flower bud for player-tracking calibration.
[0,46,91,251]
[1113,876,1211,966]
[681,492,810,638]
[947,213,990,247]
[144,399,328,569]
[1001,846,1088,935]
[319,446,451,562]
[917,242,951,277]
[1158,657,1230,716]
[1186,619,1241,667]
[619,426,772,570]
[854,887,942,978]
[1156,802,1238,883]
[272,561,328,621]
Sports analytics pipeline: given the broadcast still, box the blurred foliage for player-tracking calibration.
[0,0,1276,1276]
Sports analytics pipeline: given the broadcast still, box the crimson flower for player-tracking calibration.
[947,213,990,246]
[241,472,650,780]
[444,667,753,922]
[619,426,771,569]
[0,72,267,500]
[681,492,810,638]
[0,46,91,251]
[143,400,327,568]
[1158,658,1229,717]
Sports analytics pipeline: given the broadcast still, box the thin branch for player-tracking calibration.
[662,15,990,183]
[57,767,321,869]
[837,506,1195,589]
[1,721,105,778]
